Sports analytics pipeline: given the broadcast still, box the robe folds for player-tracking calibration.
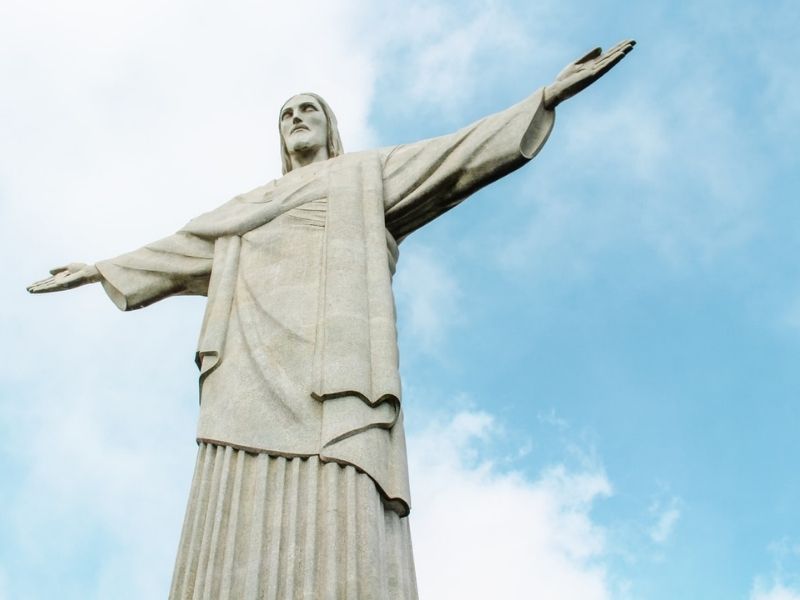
[95,89,555,516]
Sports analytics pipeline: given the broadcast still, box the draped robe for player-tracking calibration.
[95,89,555,517]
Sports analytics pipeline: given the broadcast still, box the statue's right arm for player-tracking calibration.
[27,231,215,311]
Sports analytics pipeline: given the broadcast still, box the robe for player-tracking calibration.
[95,88,555,517]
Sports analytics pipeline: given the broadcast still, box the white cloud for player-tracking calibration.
[647,496,681,545]
[0,297,203,597]
[408,410,615,600]
[749,539,800,600]
[751,581,800,600]
[538,408,570,431]
[365,0,562,124]
[0,0,379,267]
[393,6,527,105]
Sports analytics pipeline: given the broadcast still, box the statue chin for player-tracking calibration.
[288,137,320,155]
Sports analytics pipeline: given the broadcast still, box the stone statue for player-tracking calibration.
[28,40,635,600]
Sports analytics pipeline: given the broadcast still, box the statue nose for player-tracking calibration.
[293,115,302,124]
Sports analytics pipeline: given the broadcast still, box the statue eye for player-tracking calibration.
[281,110,292,120]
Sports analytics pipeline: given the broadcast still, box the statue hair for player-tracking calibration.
[279,93,344,175]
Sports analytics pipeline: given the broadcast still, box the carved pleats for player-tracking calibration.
[169,443,418,600]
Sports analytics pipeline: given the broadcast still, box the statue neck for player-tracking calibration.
[289,145,330,171]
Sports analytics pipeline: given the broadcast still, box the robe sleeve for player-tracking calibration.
[95,231,214,311]
[381,88,555,241]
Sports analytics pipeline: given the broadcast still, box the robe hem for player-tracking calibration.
[195,436,411,517]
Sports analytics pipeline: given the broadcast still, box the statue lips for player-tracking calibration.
[290,124,310,135]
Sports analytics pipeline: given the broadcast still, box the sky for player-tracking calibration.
[1,0,798,598]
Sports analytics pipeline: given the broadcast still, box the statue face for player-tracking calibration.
[280,94,328,156]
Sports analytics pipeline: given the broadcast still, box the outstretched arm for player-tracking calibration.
[381,88,556,241]
[381,39,635,241]
[27,232,214,310]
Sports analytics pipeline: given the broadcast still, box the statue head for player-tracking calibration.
[279,93,344,174]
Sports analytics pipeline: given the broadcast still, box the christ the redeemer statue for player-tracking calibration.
[28,40,635,600]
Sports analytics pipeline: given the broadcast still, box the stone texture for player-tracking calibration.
[171,445,417,600]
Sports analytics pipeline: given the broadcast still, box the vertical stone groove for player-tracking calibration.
[169,444,418,600]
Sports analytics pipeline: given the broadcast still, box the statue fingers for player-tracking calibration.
[618,39,636,56]
[27,276,60,293]
[27,270,85,293]
[603,39,636,57]
[590,43,634,76]
[598,41,635,65]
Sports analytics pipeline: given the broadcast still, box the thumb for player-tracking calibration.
[575,47,602,64]
[49,265,70,276]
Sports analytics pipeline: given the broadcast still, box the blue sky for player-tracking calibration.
[1,1,798,598]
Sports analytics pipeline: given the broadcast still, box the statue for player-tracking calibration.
[28,40,635,600]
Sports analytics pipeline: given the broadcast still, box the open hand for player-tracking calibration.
[27,263,101,294]
[544,39,636,110]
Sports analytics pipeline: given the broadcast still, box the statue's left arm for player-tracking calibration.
[382,39,634,240]
[381,88,555,240]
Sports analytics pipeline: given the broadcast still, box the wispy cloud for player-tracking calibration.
[0,0,380,264]
[0,310,200,598]
[749,539,800,600]
[408,410,615,599]
[648,495,681,545]
[394,244,464,355]
[538,408,570,431]
[751,581,800,600]
[366,0,562,124]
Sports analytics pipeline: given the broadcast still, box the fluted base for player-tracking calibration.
[170,443,418,599]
